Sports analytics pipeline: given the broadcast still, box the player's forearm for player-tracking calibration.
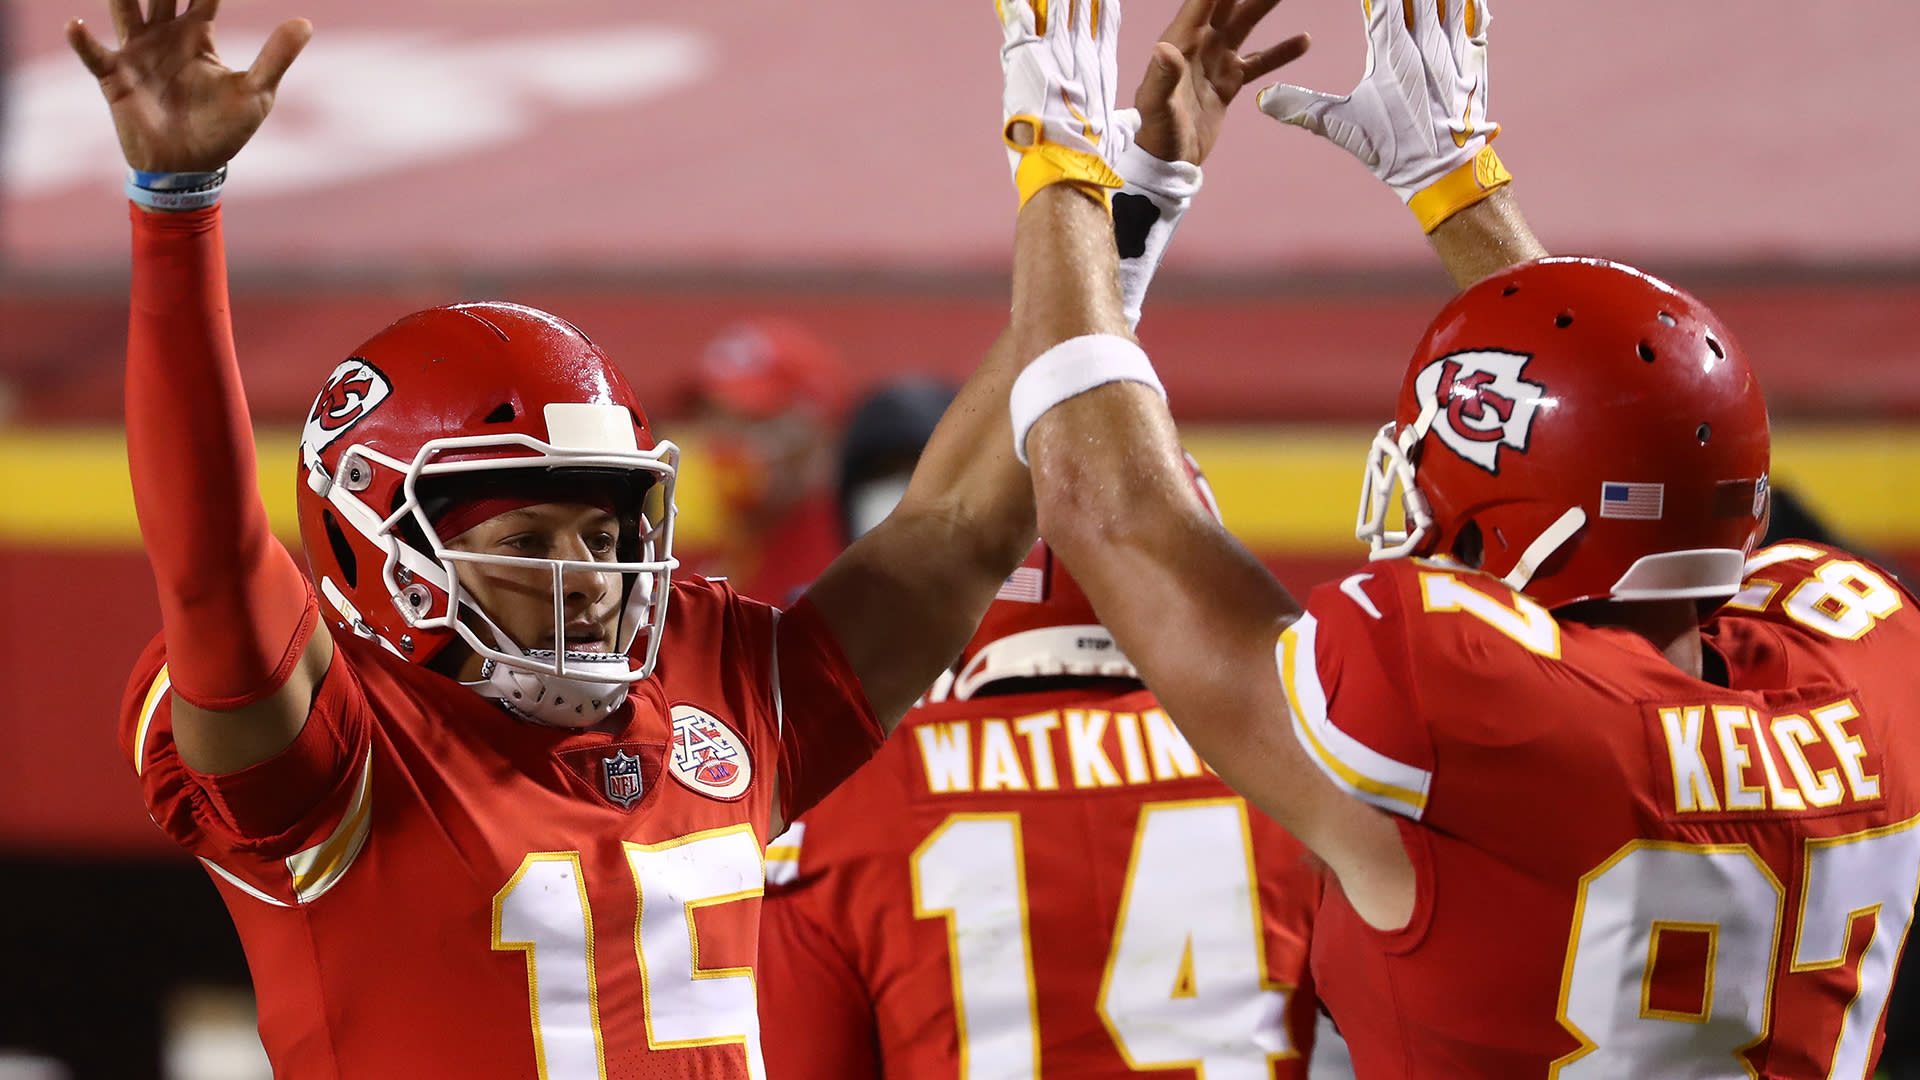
[1029,393,1325,814]
[1010,186,1133,362]
[808,331,1036,731]
[824,186,1132,725]
[128,204,315,709]
[1428,189,1547,289]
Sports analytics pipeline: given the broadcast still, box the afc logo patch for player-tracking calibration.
[1412,349,1546,475]
[301,358,392,456]
[667,706,752,800]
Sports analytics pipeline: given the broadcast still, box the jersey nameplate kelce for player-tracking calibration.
[1648,693,1882,820]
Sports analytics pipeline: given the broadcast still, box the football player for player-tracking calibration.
[68,1,1050,1075]
[758,532,1332,1079]
[1000,0,1920,1076]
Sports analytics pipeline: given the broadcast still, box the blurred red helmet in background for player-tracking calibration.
[690,318,848,422]
[1357,257,1770,608]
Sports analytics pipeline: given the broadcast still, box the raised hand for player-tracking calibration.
[1255,0,1506,233]
[67,0,311,174]
[995,0,1127,206]
[1133,0,1309,166]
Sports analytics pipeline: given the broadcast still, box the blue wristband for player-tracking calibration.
[126,166,227,211]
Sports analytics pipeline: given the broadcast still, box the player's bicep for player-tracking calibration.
[802,510,1005,731]
[770,598,886,827]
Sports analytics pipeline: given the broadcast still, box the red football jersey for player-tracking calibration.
[1281,543,1920,1078]
[119,575,882,1079]
[757,684,1326,1080]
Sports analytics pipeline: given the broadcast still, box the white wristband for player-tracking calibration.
[1113,144,1201,331]
[1010,335,1165,465]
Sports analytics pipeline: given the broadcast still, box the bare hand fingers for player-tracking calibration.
[1208,0,1237,33]
[66,18,118,79]
[1240,31,1311,83]
[1162,0,1222,46]
[243,17,312,93]
[107,0,142,42]
[145,0,176,24]
[1222,0,1287,48]
[186,0,223,22]
[1134,40,1188,110]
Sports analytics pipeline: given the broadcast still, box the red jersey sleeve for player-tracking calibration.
[758,873,883,1080]
[119,633,375,906]
[772,596,885,823]
[1277,565,1436,822]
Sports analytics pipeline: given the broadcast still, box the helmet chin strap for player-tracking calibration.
[1501,507,1588,592]
[469,642,635,727]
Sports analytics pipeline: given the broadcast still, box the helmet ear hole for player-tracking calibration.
[1451,521,1486,570]
[323,510,359,589]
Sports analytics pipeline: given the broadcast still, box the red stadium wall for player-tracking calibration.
[7,276,1920,426]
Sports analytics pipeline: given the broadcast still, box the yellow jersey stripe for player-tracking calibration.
[286,747,375,903]
[134,664,172,778]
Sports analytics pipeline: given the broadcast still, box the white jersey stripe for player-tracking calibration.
[1277,613,1431,820]
[200,857,296,909]
[770,608,785,741]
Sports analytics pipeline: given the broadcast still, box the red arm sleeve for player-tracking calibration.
[128,204,317,709]
[774,597,886,824]
[759,888,883,1080]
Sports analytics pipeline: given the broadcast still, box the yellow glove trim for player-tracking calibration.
[1408,146,1513,234]
[1005,116,1123,210]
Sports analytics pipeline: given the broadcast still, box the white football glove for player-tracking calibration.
[1256,0,1510,233]
[998,0,1128,207]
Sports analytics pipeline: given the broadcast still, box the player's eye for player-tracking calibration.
[587,532,617,556]
[500,533,545,554]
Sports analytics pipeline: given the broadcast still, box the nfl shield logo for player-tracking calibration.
[603,749,644,809]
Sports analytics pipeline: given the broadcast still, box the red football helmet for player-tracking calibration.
[1357,257,1770,608]
[296,302,679,726]
[947,456,1223,701]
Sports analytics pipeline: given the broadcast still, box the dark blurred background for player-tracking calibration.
[3,0,1919,1075]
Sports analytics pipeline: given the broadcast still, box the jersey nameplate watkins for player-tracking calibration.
[912,708,1208,795]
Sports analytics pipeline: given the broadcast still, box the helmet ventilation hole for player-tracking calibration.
[1658,311,1678,327]
[1697,423,1712,444]
[1637,342,1657,364]
[1706,336,1725,359]
[1554,312,1574,329]
[1502,284,1521,297]
[323,510,358,589]
[484,403,516,424]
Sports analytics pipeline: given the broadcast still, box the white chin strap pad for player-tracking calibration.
[1501,508,1588,592]
[478,652,633,727]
